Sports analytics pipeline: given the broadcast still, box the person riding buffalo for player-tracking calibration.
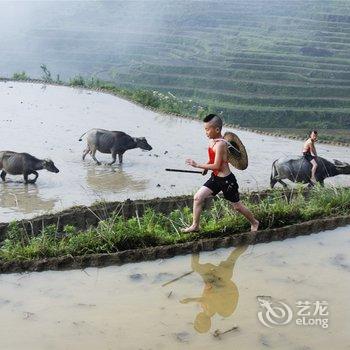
[302,130,318,184]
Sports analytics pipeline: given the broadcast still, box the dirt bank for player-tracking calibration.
[0,188,305,242]
[1,213,349,274]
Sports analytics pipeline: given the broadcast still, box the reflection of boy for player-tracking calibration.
[182,114,259,233]
[180,246,247,333]
[302,130,318,184]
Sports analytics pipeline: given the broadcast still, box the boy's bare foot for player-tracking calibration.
[251,220,259,232]
[181,225,200,233]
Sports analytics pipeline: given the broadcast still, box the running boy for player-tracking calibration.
[302,130,318,184]
[181,114,259,233]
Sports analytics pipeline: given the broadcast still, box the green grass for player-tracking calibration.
[12,71,29,80]
[8,70,350,139]
[62,75,210,118]
[2,186,350,262]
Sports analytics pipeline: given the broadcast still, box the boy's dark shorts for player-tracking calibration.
[203,173,240,203]
[303,152,315,162]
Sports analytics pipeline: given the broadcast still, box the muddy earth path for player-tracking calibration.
[1,81,350,222]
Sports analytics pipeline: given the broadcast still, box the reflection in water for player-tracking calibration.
[0,227,349,349]
[180,245,248,333]
[0,182,56,214]
[85,165,148,192]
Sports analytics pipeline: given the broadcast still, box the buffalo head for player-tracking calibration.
[333,159,350,174]
[43,159,60,173]
[135,137,152,151]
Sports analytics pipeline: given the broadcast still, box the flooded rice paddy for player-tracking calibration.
[0,225,349,349]
[1,81,350,222]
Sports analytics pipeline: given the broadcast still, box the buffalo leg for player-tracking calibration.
[118,153,123,164]
[82,147,90,160]
[24,173,29,184]
[31,171,39,184]
[90,148,101,165]
[270,177,277,188]
[1,170,6,182]
[24,171,39,184]
[109,151,117,166]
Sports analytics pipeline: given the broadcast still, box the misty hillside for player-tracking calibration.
[1,0,350,129]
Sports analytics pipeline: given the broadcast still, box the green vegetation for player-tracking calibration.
[66,74,212,117]
[5,70,349,144]
[12,71,29,80]
[2,186,350,262]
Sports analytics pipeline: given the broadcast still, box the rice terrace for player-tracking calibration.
[0,1,350,349]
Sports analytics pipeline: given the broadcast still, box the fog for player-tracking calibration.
[0,1,188,80]
[0,0,317,82]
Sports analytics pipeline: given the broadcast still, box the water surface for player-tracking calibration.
[1,81,350,221]
[0,225,349,349]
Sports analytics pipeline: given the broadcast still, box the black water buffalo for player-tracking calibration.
[79,128,152,165]
[0,151,59,184]
[270,156,350,188]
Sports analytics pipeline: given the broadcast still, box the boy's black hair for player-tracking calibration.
[203,114,218,122]
[203,114,223,129]
[309,130,318,137]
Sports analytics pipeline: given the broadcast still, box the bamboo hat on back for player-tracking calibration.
[223,131,248,170]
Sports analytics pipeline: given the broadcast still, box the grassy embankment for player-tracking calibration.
[9,71,350,145]
[1,186,350,262]
[8,71,212,120]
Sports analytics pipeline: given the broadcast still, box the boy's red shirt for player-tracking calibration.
[207,139,228,176]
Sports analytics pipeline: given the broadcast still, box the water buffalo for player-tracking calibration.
[270,156,350,188]
[79,128,153,165]
[0,151,59,184]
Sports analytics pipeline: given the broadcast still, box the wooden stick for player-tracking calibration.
[161,271,194,287]
[165,168,203,174]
